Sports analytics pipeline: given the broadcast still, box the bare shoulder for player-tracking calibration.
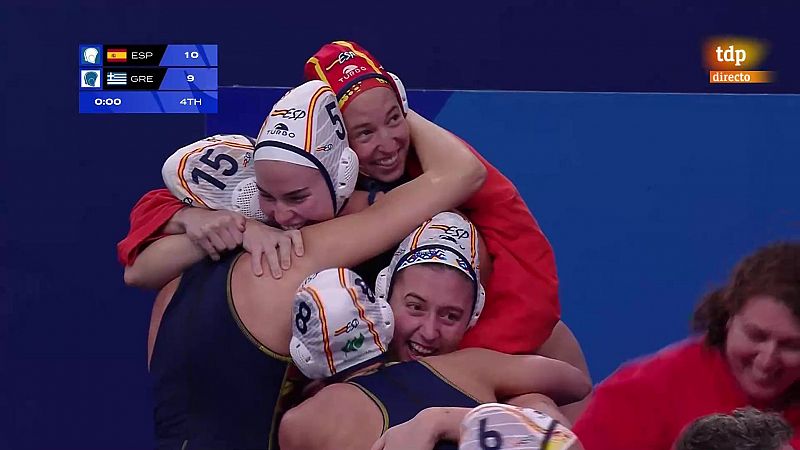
[228,252,313,357]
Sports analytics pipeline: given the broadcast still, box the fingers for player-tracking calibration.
[196,237,221,261]
[289,229,304,257]
[233,213,246,232]
[206,230,228,254]
[249,245,264,277]
[217,226,242,250]
[265,246,282,279]
[277,238,292,271]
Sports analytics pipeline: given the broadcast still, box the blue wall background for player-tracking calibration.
[2,1,799,449]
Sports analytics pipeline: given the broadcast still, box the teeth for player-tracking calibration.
[376,153,397,167]
[409,342,435,356]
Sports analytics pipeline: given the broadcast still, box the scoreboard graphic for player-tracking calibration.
[79,44,217,114]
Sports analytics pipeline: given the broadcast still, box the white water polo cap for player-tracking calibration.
[254,80,358,214]
[161,134,266,222]
[374,212,486,328]
[290,268,394,380]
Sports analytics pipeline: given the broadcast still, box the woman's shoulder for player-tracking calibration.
[602,337,717,388]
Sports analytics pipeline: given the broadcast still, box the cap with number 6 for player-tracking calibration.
[290,268,394,380]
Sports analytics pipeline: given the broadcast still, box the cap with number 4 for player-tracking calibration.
[290,268,394,380]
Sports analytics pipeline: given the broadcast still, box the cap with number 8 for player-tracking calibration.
[290,268,394,379]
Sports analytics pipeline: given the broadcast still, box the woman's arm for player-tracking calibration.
[301,110,486,272]
[535,321,592,423]
[123,234,206,290]
[463,349,592,406]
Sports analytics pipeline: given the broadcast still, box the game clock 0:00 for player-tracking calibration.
[78,44,218,114]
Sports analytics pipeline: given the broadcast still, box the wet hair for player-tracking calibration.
[675,407,793,450]
[691,242,800,348]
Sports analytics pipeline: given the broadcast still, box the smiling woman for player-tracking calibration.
[573,242,800,450]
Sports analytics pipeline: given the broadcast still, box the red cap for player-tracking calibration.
[304,41,403,111]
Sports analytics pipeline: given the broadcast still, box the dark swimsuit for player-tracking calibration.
[150,252,291,450]
[348,360,479,450]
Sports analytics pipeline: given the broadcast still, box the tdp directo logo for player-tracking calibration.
[704,36,774,84]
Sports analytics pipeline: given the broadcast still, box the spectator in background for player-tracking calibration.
[675,407,793,450]
[573,242,800,450]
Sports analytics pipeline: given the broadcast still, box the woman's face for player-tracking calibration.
[342,87,410,183]
[725,295,800,403]
[388,265,473,361]
[255,160,334,230]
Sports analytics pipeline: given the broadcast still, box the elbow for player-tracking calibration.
[123,265,142,287]
[565,366,594,405]
[467,159,487,193]
[123,265,159,290]
[576,373,594,402]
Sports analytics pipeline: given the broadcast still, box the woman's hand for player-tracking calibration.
[172,207,246,260]
[242,220,304,278]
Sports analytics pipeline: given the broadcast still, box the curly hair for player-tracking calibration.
[675,407,793,450]
[691,242,800,348]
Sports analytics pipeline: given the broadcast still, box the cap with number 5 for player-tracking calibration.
[254,80,359,215]
[290,267,394,380]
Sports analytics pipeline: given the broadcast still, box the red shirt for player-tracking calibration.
[117,141,560,354]
[117,188,186,266]
[573,338,800,449]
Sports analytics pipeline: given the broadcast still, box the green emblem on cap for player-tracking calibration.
[341,333,365,354]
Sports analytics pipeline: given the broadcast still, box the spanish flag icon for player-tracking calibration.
[107,49,127,63]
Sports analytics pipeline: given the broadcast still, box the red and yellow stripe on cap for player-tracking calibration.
[338,268,384,352]
[410,219,433,250]
[332,41,383,74]
[304,85,334,151]
[468,222,477,266]
[304,41,399,111]
[303,286,336,375]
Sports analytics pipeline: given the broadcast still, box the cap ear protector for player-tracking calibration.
[386,72,409,115]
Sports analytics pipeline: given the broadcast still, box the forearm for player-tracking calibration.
[497,355,592,406]
[536,321,590,378]
[161,206,189,234]
[124,234,206,289]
